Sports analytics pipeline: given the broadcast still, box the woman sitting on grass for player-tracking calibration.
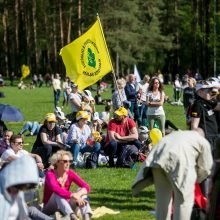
[66,111,101,168]
[31,113,64,168]
[42,150,92,220]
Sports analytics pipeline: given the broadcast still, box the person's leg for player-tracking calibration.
[43,193,73,216]
[165,120,179,131]
[70,143,81,163]
[148,115,155,130]
[28,206,54,220]
[157,115,166,136]
[172,184,194,220]
[104,141,118,167]
[142,104,148,126]
[130,139,142,150]
[31,122,40,135]
[54,90,57,107]
[20,121,33,134]
[134,103,141,126]
[152,168,173,220]
[81,142,101,154]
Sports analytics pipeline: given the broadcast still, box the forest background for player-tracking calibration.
[0,0,219,81]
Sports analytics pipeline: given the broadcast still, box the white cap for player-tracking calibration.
[82,90,94,101]
[196,80,220,91]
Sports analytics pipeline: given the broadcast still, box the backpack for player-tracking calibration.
[116,145,139,168]
[86,152,99,169]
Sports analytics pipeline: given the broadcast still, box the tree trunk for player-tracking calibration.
[67,0,73,44]
[192,0,199,74]
[2,0,9,77]
[59,0,64,47]
[14,0,20,74]
[78,0,82,36]
[32,0,39,73]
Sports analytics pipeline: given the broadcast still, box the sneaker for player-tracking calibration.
[55,211,63,220]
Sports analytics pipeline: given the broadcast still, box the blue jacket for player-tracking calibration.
[124,83,137,103]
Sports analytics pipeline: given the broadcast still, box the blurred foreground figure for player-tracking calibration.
[132,130,213,220]
[0,155,39,220]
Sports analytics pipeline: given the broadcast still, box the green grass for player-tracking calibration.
[0,84,186,219]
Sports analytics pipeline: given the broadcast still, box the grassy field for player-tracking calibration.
[0,84,186,220]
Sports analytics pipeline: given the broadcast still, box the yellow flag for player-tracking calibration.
[60,16,113,91]
[20,64,30,80]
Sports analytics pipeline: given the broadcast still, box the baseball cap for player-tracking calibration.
[45,113,56,122]
[76,111,90,121]
[71,83,78,88]
[54,107,62,114]
[82,90,94,101]
[196,80,220,91]
[114,107,128,117]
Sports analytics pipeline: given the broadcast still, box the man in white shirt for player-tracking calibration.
[1,134,44,172]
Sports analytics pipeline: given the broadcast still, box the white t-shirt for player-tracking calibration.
[66,123,91,147]
[140,82,149,102]
[147,91,165,115]
[52,78,61,90]
[1,148,29,161]
[69,93,82,112]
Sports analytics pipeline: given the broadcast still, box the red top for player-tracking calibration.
[105,118,136,142]
[43,169,91,205]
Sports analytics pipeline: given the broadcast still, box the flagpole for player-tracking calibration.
[96,14,123,106]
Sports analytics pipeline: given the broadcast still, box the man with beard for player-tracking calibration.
[104,107,141,167]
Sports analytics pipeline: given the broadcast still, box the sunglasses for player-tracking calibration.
[14,141,23,145]
[59,160,73,164]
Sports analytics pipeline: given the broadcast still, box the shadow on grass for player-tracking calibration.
[91,188,155,211]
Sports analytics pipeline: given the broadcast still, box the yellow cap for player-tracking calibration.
[45,113,56,122]
[76,111,90,121]
[114,107,128,117]
[149,128,162,145]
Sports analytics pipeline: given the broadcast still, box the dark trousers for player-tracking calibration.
[54,89,61,107]
[104,140,142,167]
[32,144,60,168]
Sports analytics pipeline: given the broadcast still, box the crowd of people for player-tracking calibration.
[0,72,220,220]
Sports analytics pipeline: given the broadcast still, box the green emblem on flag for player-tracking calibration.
[88,48,96,68]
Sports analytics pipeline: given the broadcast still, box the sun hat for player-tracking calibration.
[56,111,66,120]
[76,111,90,121]
[92,112,100,121]
[82,90,94,101]
[114,107,128,117]
[45,113,56,122]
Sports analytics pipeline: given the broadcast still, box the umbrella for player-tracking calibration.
[0,104,24,122]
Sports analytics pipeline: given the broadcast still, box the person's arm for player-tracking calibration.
[148,92,165,107]
[40,132,61,147]
[70,96,81,109]
[191,117,200,130]
[45,171,72,199]
[114,127,138,142]
[29,153,44,170]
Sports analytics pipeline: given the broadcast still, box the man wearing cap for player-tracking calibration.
[191,80,220,157]
[104,107,141,167]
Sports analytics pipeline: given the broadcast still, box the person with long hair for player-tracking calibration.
[146,77,166,136]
